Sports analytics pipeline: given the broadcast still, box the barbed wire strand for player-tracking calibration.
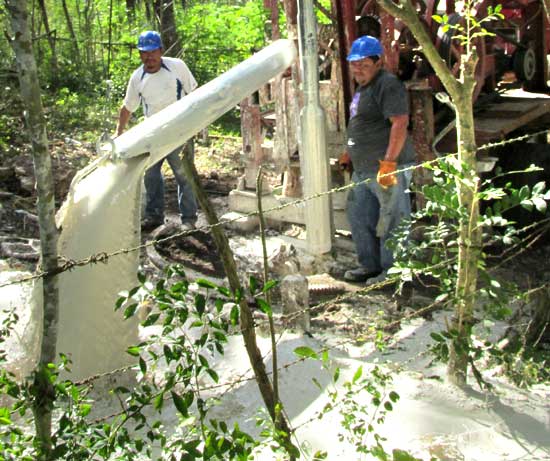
[2,126,549,290]
[87,292,445,425]
[1,127,548,408]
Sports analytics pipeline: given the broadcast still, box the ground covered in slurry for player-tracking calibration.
[1,137,550,460]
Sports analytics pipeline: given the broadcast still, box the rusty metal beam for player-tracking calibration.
[334,0,356,122]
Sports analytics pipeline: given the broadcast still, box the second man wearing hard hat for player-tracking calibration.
[342,35,415,285]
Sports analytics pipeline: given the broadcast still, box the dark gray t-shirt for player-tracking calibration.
[346,69,415,173]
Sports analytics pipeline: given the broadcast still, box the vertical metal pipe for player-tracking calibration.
[297,0,332,254]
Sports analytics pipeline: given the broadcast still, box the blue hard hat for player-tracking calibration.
[347,35,383,61]
[137,31,163,51]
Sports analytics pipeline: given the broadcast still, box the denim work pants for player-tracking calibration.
[346,167,412,273]
[144,140,198,224]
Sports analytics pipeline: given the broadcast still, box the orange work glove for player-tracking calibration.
[338,152,353,173]
[377,160,398,189]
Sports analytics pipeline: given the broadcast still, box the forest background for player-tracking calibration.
[0,0,285,152]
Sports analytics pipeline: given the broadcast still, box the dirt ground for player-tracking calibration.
[2,136,550,460]
[2,136,550,337]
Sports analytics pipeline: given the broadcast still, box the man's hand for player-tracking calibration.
[338,151,353,173]
[116,106,131,137]
[377,160,397,188]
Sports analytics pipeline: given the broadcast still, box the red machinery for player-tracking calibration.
[233,0,550,221]
[338,0,549,100]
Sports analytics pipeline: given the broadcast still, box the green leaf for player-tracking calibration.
[352,366,363,383]
[79,403,92,417]
[0,408,11,425]
[115,296,126,311]
[137,272,146,284]
[154,393,164,410]
[230,305,239,325]
[195,293,206,316]
[216,286,231,297]
[249,276,258,294]
[171,391,189,417]
[124,303,138,319]
[178,308,189,325]
[533,181,546,194]
[126,346,141,357]
[519,185,530,200]
[198,354,209,368]
[393,448,421,461]
[533,196,547,213]
[430,332,445,342]
[139,356,147,374]
[196,278,217,289]
[294,346,318,360]
[262,280,278,292]
[520,199,534,211]
[163,345,174,363]
[141,312,160,327]
[389,391,400,402]
[256,298,272,315]
[206,368,219,383]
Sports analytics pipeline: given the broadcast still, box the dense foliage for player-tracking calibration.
[0,0,269,154]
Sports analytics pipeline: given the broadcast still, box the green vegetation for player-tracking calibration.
[0,0,270,156]
[389,157,550,389]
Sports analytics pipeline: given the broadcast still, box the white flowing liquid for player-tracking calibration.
[53,155,148,378]
[12,40,298,381]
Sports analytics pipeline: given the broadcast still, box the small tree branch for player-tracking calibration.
[377,0,462,97]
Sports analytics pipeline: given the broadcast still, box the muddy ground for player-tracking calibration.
[1,136,550,345]
[3,136,550,460]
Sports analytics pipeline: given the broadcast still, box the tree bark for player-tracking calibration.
[5,0,60,458]
[36,0,58,75]
[179,154,296,460]
[61,0,79,59]
[155,0,181,57]
[80,0,94,66]
[378,0,481,385]
[448,83,480,386]
[144,0,153,23]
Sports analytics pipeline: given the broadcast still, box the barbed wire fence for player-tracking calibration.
[1,125,549,442]
[2,126,550,290]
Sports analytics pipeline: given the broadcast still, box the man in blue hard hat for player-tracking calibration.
[116,30,198,231]
[340,35,415,285]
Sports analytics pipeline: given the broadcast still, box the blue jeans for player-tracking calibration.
[346,167,412,272]
[144,140,198,224]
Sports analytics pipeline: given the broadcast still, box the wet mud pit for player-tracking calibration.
[153,229,226,279]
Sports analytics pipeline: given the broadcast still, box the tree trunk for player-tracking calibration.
[36,0,58,75]
[377,0,481,385]
[5,0,60,458]
[81,0,94,67]
[144,0,153,23]
[106,0,114,77]
[179,154,297,460]
[448,80,481,385]
[155,0,181,57]
[126,0,137,21]
[61,0,79,59]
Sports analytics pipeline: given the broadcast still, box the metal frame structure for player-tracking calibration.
[232,0,550,228]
